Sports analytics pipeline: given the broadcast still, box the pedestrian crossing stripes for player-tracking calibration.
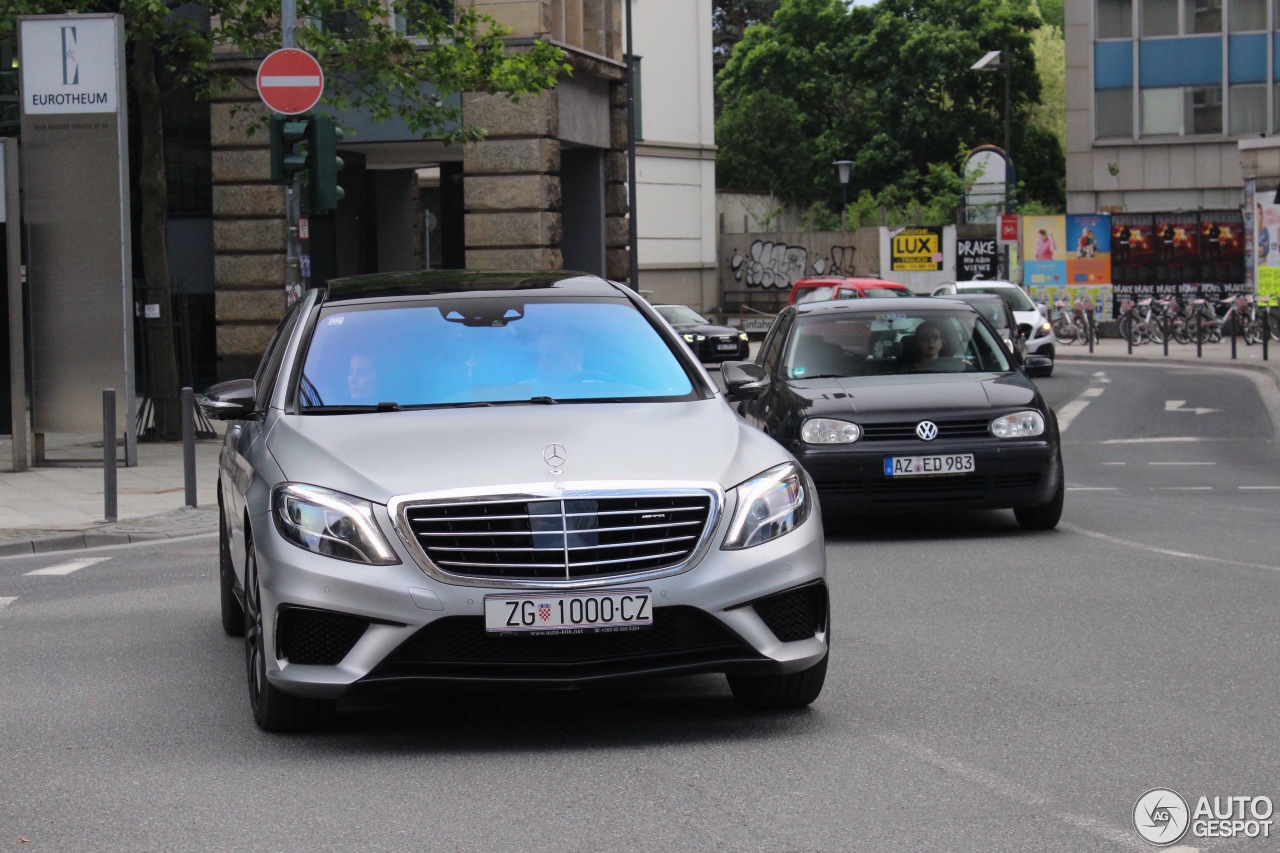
[0,596,16,611]
[25,557,110,577]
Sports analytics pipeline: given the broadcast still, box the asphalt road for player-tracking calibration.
[2,360,1278,851]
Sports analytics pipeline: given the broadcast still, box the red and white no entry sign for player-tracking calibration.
[256,48,324,115]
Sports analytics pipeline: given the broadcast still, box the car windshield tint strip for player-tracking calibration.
[299,300,694,407]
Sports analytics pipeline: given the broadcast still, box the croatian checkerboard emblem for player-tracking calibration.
[539,604,551,622]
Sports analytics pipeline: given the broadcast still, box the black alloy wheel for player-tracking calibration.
[219,494,244,637]
[243,527,332,731]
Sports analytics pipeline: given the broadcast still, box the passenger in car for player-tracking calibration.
[901,321,946,371]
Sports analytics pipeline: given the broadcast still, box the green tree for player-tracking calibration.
[0,1,566,440]
[715,0,1062,220]
[712,0,782,89]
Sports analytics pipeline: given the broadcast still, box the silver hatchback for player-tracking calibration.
[202,271,828,730]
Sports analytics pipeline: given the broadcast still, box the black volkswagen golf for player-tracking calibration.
[723,298,1063,529]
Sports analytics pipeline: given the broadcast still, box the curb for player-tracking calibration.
[0,524,219,557]
[1054,349,1280,391]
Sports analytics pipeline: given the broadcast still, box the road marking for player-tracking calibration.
[1082,387,1105,397]
[1240,486,1280,490]
[1099,437,1221,444]
[1165,400,1222,415]
[1068,487,1117,491]
[25,557,110,577]
[873,734,1150,850]
[1056,399,1090,432]
[1101,462,1127,466]
[1061,522,1280,572]
[1159,486,1213,491]
[0,596,15,611]
[1092,371,1107,377]
[1149,461,1215,466]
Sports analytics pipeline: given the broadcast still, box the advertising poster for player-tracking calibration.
[1244,180,1256,288]
[1021,215,1067,287]
[1197,210,1245,284]
[1256,198,1280,298]
[1110,214,1156,284]
[1152,212,1200,283]
[889,227,944,271]
[1065,213,1111,283]
[956,237,998,280]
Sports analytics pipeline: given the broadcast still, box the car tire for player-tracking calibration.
[1014,455,1064,531]
[219,496,244,637]
[244,527,333,732]
[727,652,828,711]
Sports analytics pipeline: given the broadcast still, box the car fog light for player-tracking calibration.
[991,410,1045,438]
[801,418,861,444]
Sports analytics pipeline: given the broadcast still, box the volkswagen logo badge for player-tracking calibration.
[915,421,939,441]
[543,443,567,474]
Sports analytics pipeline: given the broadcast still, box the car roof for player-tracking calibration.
[795,296,977,316]
[793,277,905,288]
[323,270,625,302]
[955,280,1018,289]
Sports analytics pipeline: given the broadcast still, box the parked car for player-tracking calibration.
[936,293,1033,372]
[722,298,1062,528]
[653,304,751,362]
[787,276,913,306]
[201,271,828,730]
[931,280,1055,373]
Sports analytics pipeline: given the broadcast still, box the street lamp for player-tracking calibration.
[833,160,853,228]
[970,46,1014,216]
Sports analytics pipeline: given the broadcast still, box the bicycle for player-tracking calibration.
[1051,299,1093,345]
[1220,294,1264,345]
[1118,297,1153,345]
[1189,297,1223,344]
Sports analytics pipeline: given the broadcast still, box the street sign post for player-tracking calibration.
[256,48,323,115]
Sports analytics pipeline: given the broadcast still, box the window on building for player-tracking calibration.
[1143,0,1180,34]
[1231,0,1267,29]
[1185,0,1223,31]
[393,0,454,36]
[1096,88,1135,138]
[1187,85,1223,132]
[1142,87,1183,133]
[1230,83,1267,132]
[1098,0,1135,36]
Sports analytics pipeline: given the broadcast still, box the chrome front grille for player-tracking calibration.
[396,489,719,586]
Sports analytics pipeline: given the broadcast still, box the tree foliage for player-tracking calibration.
[712,0,782,83]
[715,0,1064,223]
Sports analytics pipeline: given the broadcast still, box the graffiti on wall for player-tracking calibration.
[728,240,859,288]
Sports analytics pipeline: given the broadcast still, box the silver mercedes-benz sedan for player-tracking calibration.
[201,271,828,731]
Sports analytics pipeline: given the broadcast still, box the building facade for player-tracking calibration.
[629,0,718,309]
[1066,0,1267,213]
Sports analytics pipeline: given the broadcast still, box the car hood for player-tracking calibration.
[266,399,787,504]
[789,373,1038,417]
[672,322,742,337]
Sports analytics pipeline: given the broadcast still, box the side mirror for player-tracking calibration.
[199,378,257,421]
[1023,355,1053,377]
[721,361,770,401]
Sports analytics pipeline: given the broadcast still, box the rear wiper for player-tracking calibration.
[529,396,557,404]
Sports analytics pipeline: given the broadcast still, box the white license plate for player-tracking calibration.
[484,589,653,634]
[884,453,975,477]
[716,342,738,351]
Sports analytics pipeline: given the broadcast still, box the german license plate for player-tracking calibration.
[716,342,738,351]
[884,453,975,477]
[484,589,653,634]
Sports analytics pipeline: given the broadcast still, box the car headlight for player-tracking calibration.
[272,483,400,565]
[991,410,1045,438]
[738,332,749,341]
[722,462,811,550]
[801,418,861,444]
[682,333,695,342]
[1039,321,1052,333]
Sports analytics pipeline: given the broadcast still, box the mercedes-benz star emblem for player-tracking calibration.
[543,443,567,473]
[916,421,939,441]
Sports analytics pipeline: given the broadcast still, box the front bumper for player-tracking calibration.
[249,500,828,699]
[692,338,750,362]
[797,439,1059,514]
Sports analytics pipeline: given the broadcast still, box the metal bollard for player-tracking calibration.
[1196,318,1202,358]
[1162,318,1169,357]
[1265,315,1270,362]
[182,387,196,508]
[1127,319,1133,355]
[1088,315,1094,353]
[103,389,117,523]
[1231,321,1237,360]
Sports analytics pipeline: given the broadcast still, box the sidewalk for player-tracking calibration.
[0,337,1276,555]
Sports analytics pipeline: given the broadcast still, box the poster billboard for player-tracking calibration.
[890,227,944,271]
[1022,215,1067,288]
[956,237,998,280]
[1197,209,1245,284]
[1256,198,1280,298]
[1150,212,1200,283]
[1065,214,1111,283]
[1110,214,1156,284]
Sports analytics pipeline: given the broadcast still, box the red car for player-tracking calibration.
[786,276,914,306]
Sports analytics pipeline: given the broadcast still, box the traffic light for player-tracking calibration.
[306,117,344,214]
[267,115,344,214]
[268,116,309,183]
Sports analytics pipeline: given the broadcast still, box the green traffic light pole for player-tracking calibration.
[282,0,304,305]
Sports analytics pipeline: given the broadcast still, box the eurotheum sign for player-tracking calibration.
[21,17,119,114]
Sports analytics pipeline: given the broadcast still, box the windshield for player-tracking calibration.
[863,287,912,298]
[967,285,1036,312]
[782,308,1012,378]
[298,299,695,409]
[954,299,1011,329]
[655,305,709,325]
[793,286,838,304]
